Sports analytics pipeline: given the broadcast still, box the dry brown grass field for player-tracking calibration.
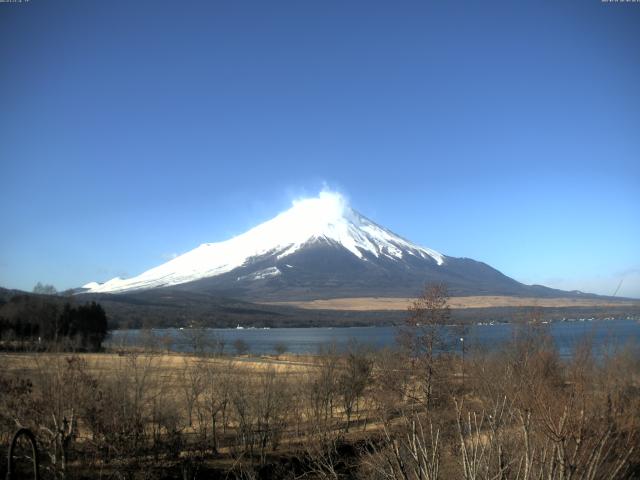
[0,351,315,376]
[266,295,640,310]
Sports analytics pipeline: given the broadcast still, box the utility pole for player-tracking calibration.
[460,337,465,390]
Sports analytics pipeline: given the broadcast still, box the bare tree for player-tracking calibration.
[33,356,89,478]
[233,338,250,356]
[273,342,287,359]
[210,332,226,357]
[228,369,291,463]
[254,368,291,461]
[302,426,345,480]
[370,347,411,422]
[338,342,372,432]
[305,344,339,432]
[199,359,232,453]
[397,283,450,409]
[181,358,203,427]
[182,327,209,355]
[363,413,441,480]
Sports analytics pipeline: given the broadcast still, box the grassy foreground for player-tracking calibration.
[1,326,639,479]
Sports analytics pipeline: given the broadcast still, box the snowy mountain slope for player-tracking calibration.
[84,192,446,294]
[82,191,577,300]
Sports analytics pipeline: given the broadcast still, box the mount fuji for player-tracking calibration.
[81,192,570,301]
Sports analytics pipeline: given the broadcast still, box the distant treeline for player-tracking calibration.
[0,294,108,351]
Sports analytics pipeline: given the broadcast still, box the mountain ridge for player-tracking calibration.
[83,192,446,295]
[80,192,609,301]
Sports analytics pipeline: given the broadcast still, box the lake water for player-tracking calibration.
[107,318,640,358]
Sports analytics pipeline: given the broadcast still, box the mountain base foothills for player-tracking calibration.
[21,287,630,330]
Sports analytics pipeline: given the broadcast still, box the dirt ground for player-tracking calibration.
[265,295,640,311]
[0,351,318,377]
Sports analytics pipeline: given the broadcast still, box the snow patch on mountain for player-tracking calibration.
[238,267,281,282]
[84,191,444,293]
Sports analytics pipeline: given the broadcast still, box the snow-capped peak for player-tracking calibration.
[83,191,444,293]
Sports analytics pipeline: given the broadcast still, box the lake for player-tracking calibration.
[107,317,640,358]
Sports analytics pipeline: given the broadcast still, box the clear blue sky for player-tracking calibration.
[1,1,638,297]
